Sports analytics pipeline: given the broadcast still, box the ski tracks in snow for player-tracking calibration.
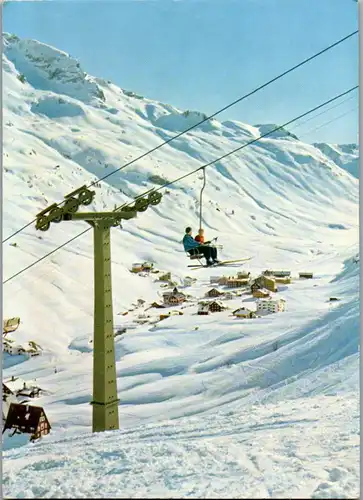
[3,393,358,499]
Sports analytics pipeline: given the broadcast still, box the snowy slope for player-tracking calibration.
[3,393,359,499]
[2,33,359,498]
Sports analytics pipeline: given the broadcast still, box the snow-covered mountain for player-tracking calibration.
[313,142,359,179]
[2,33,359,498]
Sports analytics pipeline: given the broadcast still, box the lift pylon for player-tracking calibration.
[35,187,162,432]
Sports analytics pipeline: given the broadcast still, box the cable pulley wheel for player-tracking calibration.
[78,190,94,206]
[49,207,63,223]
[63,197,80,214]
[148,191,162,206]
[134,197,149,212]
[36,217,50,231]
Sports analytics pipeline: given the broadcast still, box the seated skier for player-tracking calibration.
[195,227,215,246]
[183,227,220,266]
[194,228,205,244]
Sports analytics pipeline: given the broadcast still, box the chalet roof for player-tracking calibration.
[2,383,14,395]
[4,403,50,434]
[163,291,181,296]
[4,378,34,393]
[257,297,285,303]
[252,274,275,283]
[209,300,225,307]
[3,317,20,334]
[233,307,251,312]
[151,301,165,308]
[16,387,41,397]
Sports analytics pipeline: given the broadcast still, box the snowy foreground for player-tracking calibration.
[2,33,360,498]
[3,394,359,499]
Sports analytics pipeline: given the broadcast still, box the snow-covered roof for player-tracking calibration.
[4,378,37,393]
[209,300,225,307]
[257,297,285,302]
[233,307,252,314]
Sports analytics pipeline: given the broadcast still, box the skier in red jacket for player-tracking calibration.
[194,228,205,244]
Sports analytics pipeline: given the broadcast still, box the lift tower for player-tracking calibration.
[35,186,162,432]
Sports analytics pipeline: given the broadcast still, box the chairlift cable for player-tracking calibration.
[2,30,357,244]
[3,85,357,285]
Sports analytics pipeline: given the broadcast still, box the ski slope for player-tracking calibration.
[2,33,359,498]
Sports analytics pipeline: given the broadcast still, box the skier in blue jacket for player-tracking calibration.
[183,227,219,266]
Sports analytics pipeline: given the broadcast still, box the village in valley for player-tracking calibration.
[0,260,321,445]
[121,261,314,325]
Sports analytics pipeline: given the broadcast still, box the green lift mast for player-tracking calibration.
[35,186,162,432]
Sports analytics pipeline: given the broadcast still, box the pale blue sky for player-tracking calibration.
[3,0,359,144]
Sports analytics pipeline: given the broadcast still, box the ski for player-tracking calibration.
[188,257,252,269]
